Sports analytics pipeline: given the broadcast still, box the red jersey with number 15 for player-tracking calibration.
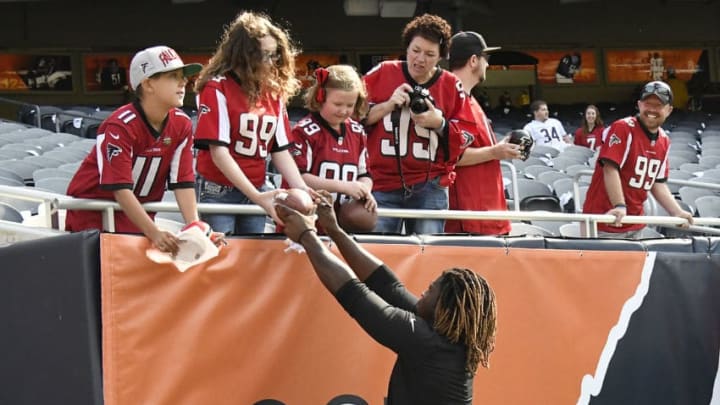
[583,116,670,232]
[193,72,293,188]
[65,101,195,232]
[363,61,475,191]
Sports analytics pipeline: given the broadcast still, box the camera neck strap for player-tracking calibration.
[391,108,413,198]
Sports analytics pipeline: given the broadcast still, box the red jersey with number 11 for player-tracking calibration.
[65,101,195,232]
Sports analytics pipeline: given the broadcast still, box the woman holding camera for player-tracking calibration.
[363,14,476,235]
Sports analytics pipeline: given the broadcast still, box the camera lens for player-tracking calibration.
[410,97,429,114]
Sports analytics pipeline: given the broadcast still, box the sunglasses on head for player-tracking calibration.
[642,82,672,103]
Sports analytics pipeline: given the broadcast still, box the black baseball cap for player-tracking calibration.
[640,81,673,105]
[449,31,501,64]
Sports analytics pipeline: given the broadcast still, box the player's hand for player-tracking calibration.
[410,100,444,131]
[606,206,627,227]
[210,232,227,248]
[314,190,341,233]
[672,209,694,228]
[149,228,180,256]
[388,83,412,109]
[494,137,523,160]
[275,204,316,243]
[257,189,285,226]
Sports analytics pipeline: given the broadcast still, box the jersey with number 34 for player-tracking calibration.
[583,116,670,232]
[193,73,292,188]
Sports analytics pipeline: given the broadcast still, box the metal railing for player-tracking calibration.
[2,184,719,238]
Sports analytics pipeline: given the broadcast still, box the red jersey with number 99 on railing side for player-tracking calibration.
[582,116,670,232]
[193,72,293,188]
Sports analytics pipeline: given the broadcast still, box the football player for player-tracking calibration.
[66,46,220,255]
[289,65,376,213]
[193,12,309,234]
[582,81,693,238]
[363,14,475,235]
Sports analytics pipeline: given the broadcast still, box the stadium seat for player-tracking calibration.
[23,155,66,169]
[678,186,716,214]
[0,122,28,134]
[43,148,88,163]
[537,170,569,190]
[34,177,70,194]
[511,157,548,173]
[522,164,557,180]
[0,160,45,184]
[508,222,554,237]
[33,167,74,184]
[666,170,695,194]
[694,195,720,218]
[58,162,82,173]
[698,155,720,169]
[530,144,561,158]
[559,223,582,237]
[0,202,24,223]
[565,164,592,180]
[1,143,41,156]
[0,149,34,160]
[0,177,24,187]
[678,162,705,176]
[550,156,586,172]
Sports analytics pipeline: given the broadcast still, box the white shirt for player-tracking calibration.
[523,118,569,151]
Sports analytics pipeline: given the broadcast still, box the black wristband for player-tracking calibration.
[614,203,627,209]
[298,228,317,244]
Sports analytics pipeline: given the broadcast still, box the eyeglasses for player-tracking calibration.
[262,51,281,64]
[641,81,672,104]
[479,53,491,63]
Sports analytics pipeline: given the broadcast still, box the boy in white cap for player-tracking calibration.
[66,46,221,254]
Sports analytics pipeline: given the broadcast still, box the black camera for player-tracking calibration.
[408,88,433,114]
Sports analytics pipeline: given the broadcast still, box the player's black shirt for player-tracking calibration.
[335,265,473,405]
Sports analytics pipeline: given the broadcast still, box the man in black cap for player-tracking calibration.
[582,80,693,238]
[445,31,521,235]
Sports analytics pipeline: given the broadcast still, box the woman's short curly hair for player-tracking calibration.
[401,14,453,57]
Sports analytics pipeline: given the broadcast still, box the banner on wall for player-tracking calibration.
[83,53,210,93]
[525,50,598,84]
[295,53,344,88]
[83,54,131,92]
[358,53,402,74]
[0,53,73,91]
[605,49,707,83]
[99,235,720,405]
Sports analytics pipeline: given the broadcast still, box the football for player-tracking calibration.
[275,188,315,215]
[337,199,377,233]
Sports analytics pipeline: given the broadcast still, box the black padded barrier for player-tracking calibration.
[0,230,102,405]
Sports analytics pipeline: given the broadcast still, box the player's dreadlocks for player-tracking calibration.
[433,268,497,374]
[195,11,300,103]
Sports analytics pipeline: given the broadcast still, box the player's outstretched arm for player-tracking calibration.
[276,204,356,293]
[314,191,383,282]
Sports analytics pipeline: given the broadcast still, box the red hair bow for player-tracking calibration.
[314,67,329,103]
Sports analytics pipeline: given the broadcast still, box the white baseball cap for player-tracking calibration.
[129,45,203,91]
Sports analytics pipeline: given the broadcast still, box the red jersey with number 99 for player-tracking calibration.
[65,101,195,232]
[582,116,670,232]
[193,72,293,188]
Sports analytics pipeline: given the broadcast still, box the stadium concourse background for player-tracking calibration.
[1,231,719,404]
[0,0,720,108]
